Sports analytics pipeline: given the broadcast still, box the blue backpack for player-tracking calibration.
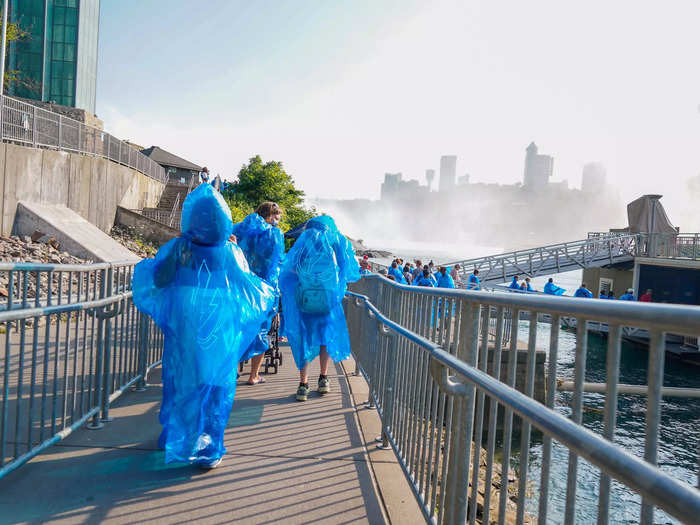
[294,233,340,314]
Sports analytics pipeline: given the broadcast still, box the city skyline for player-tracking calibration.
[95,1,699,223]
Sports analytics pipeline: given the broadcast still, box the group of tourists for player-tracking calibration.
[132,184,360,469]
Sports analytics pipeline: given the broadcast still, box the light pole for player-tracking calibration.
[0,1,8,96]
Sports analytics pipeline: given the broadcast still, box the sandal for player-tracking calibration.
[246,376,266,385]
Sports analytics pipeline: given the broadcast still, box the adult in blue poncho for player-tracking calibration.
[279,215,360,401]
[619,288,635,301]
[388,262,407,284]
[543,278,566,296]
[467,269,481,290]
[435,266,455,288]
[132,184,277,468]
[232,202,285,385]
[574,283,593,298]
[509,275,521,290]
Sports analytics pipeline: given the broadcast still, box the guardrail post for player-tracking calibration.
[100,267,115,422]
[378,331,397,450]
[136,312,149,391]
[31,106,37,147]
[87,268,108,430]
[58,115,62,148]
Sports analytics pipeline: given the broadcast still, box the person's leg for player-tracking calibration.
[318,346,330,394]
[297,364,310,401]
[247,353,265,384]
[319,345,330,375]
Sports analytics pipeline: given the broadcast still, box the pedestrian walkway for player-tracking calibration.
[0,345,403,524]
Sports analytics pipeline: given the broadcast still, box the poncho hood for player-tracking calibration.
[181,184,233,246]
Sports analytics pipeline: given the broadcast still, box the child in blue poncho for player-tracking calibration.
[279,215,360,401]
[132,184,277,468]
[232,202,285,385]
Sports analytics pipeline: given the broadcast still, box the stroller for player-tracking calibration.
[262,313,282,374]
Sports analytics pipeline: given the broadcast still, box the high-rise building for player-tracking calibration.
[425,169,435,190]
[523,142,553,189]
[581,162,606,193]
[7,0,100,113]
[439,155,457,192]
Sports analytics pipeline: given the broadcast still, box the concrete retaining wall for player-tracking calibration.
[115,206,179,247]
[0,143,163,235]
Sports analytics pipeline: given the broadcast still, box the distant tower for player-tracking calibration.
[523,142,553,189]
[380,172,403,200]
[425,169,435,190]
[581,162,606,193]
[439,156,457,192]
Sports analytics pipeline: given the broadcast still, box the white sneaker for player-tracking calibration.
[199,456,223,469]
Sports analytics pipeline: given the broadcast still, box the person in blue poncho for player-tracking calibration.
[132,184,277,468]
[279,215,360,401]
[414,268,436,287]
[574,283,593,298]
[544,278,565,295]
[619,288,635,301]
[467,268,481,290]
[525,277,535,292]
[232,202,285,386]
[435,266,455,288]
[388,262,407,284]
[509,275,521,290]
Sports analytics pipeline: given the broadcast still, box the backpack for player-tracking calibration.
[294,232,340,314]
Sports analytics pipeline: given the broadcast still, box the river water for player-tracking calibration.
[369,244,699,523]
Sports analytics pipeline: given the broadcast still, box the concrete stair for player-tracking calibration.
[156,182,190,212]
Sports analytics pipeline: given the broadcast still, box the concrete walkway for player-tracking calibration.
[0,346,401,524]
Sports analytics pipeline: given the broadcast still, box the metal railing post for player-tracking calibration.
[58,115,62,149]
[87,268,108,430]
[378,331,397,450]
[136,312,150,391]
[31,106,37,146]
[99,267,116,422]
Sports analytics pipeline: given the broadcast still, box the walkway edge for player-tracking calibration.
[340,357,426,525]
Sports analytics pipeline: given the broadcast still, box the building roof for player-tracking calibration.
[140,146,202,171]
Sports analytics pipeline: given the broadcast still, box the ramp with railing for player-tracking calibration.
[445,233,642,284]
[346,275,700,524]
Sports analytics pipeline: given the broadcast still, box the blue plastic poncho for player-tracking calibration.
[232,212,285,362]
[132,184,277,464]
[415,276,435,287]
[467,273,481,290]
[388,266,407,284]
[619,293,635,301]
[544,282,566,295]
[279,215,361,370]
[435,272,455,289]
[359,267,372,275]
[574,287,593,298]
[509,277,520,290]
[526,281,534,292]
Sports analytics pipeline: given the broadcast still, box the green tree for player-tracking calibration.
[223,155,316,232]
[2,15,37,94]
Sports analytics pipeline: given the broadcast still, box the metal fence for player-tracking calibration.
[0,95,167,184]
[345,275,700,525]
[0,262,163,479]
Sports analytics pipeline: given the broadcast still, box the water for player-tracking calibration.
[382,245,699,522]
[517,322,700,524]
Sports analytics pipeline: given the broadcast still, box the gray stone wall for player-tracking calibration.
[0,143,164,235]
[13,97,104,130]
[115,207,178,247]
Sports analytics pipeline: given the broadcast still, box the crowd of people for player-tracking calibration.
[361,260,655,305]
[132,185,360,469]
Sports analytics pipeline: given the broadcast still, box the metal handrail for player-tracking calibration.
[0,95,167,184]
[345,275,700,524]
[168,193,181,228]
[0,262,163,479]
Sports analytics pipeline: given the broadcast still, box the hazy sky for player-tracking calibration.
[98,0,699,212]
